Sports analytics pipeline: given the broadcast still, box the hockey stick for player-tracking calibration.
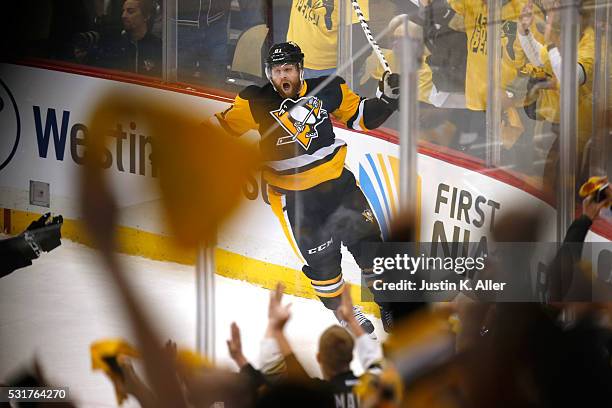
[350,0,392,74]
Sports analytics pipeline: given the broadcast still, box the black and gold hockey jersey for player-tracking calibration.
[212,76,395,191]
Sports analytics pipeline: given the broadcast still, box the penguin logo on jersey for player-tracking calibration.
[270,96,327,150]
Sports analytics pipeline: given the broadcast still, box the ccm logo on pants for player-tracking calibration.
[308,238,333,254]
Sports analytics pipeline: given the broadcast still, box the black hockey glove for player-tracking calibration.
[0,214,63,278]
[378,71,400,111]
[26,212,52,231]
[26,213,63,252]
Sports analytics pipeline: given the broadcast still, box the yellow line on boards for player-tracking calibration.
[5,209,380,317]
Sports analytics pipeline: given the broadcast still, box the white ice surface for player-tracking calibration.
[0,239,383,407]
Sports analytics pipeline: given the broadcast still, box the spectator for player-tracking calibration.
[47,0,94,60]
[77,0,162,77]
[547,176,611,301]
[237,0,266,30]
[385,0,525,157]
[392,1,474,151]
[270,0,293,44]
[447,0,524,111]
[439,0,527,158]
[227,284,387,408]
[286,0,372,81]
[177,0,231,86]
[516,0,595,189]
[115,357,157,407]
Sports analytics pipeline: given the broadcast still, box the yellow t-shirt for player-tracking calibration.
[537,26,594,150]
[448,0,525,110]
[286,0,370,70]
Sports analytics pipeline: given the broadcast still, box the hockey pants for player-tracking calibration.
[268,168,384,310]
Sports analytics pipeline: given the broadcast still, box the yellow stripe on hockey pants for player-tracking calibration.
[267,186,306,264]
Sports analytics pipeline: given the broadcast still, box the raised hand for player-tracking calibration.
[268,283,292,332]
[336,286,354,322]
[226,322,248,368]
[337,287,366,337]
[519,1,534,35]
[583,195,610,221]
[378,71,401,110]
[544,5,560,46]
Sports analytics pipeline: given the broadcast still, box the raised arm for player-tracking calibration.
[331,73,400,131]
[227,322,249,369]
[517,1,545,66]
[336,288,384,373]
[226,322,271,392]
[207,87,259,136]
[117,357,158,408]
[266,283,311,379]
[540,7,590,85]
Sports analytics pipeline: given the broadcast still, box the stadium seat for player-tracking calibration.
[226,24,269,87]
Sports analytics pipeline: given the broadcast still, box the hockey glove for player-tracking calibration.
[26,212,52,231]
[377,71,400,111]
[26,213,63,252]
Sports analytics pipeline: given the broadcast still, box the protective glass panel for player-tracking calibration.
[489,0,562,192]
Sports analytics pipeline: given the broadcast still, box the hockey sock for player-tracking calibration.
[302,265,345,310]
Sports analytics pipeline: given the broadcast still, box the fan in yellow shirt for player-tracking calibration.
[515,0,594,188]
[286,0,370,78]
[447,0,528,111]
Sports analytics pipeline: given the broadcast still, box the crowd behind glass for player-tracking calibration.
[18,0,611,195]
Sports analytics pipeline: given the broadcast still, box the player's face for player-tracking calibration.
[271,64,301,98]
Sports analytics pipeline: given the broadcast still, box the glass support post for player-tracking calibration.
[486,0,502,167]
[556,0,580,243]
[162,0,178,82]
[196,243,216,361]
[590,0,611,176]
[337,0,354,87]
[398,16,421,222]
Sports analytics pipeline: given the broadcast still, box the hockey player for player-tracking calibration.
[208,42,399,336]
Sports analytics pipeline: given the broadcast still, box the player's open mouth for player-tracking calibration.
[282,82,291,92]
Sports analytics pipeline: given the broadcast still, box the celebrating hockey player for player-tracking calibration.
[207,42,399,336]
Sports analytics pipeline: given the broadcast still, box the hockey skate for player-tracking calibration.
[335,305,376,339]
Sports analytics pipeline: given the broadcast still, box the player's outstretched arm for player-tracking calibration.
[336,72,400,131]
